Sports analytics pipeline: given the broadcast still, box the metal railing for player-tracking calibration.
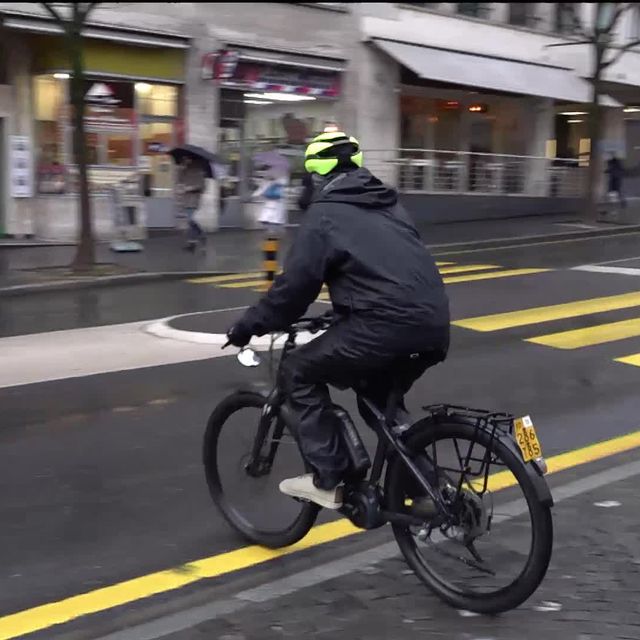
[364,149,586,198]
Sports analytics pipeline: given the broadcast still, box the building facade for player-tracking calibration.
[0,2,638,239]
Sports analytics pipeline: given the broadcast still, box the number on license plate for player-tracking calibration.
[514,415,543,462]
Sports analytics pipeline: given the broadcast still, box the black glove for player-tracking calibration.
[227,323,252,348]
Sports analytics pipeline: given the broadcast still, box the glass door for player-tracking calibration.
[139,120,176,228]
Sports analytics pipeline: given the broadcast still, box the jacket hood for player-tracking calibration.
[314,167,398,209]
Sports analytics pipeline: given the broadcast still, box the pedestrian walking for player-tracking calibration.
[177,155,207,252]
[606,154,626,210]
[252,171,288,230]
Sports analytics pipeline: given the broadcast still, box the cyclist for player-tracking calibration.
[227,132,450,509]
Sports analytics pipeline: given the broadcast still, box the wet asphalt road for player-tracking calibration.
[2,231,640,635]
[1,231,640,339]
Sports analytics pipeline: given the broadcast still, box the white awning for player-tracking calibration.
[374,38,619,106]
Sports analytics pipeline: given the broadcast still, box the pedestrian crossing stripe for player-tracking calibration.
[616,353,640,367]
[455,291,640,367]
[442,268,550,285]
[454,291,640,332]
[438,264,500,275]
[188,264,551,291]
[187,272,264,284]
[526,318,640,350]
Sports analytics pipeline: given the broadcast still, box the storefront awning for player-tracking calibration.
[373,38,620,106]
[1,13,190,49]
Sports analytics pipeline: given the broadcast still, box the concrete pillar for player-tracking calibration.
[184,34,219,231]
[526,98,554,196]
[346,41,400,186]
[4,34,35,237]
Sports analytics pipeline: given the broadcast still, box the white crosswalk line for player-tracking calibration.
[572,265,640,276]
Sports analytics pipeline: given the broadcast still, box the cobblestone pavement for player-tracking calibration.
[166,474,640,640]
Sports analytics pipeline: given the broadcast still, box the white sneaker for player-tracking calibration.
[279,473,342,510]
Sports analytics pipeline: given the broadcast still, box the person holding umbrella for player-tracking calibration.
[170,144,219,253]
[176,155,206,251]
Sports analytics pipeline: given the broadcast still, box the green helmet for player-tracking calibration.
[304,131,363,176]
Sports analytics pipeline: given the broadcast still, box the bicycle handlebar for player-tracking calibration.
[288,311,334,334]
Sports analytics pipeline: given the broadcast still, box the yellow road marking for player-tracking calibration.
[454,291,640,332]
[616,353,640,367]
[4,429,639,639]
[187,272,263,284]
[435,261,455,267]
[527,317,640,350]
[0,520,360,640]
[219,279,273,289]
[443,268,550,284]
[438,264,501,275]
[487,429,640,491]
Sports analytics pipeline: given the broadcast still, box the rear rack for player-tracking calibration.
[421,404,520,494]
[423,403,514,433]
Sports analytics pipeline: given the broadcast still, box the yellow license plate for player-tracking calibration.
[514,415,543,462]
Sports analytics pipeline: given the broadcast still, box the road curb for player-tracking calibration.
[0,271,231,297]
[427,223,640,253]
[144,314,321,347]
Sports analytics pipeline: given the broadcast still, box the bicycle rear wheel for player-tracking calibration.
[385,419,553,614]
[203,391,319,548]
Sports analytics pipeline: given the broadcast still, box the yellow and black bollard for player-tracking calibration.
[262,235,279,288]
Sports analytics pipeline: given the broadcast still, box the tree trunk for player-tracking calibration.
[68,12,95,271]
[585,52,604,223]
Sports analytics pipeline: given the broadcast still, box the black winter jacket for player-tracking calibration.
[238,168,450,347]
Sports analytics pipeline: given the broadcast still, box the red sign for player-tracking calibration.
[220,62,341,98]
[202,50,240,80]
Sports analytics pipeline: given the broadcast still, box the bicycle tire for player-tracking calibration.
[203,391,319,548]
[385,419,553,614]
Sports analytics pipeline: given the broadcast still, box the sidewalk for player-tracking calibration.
[1,214,639,291]
[166,466,640,640]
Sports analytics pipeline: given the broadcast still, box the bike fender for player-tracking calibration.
[405,414,554,508]
[498,433,554,508]
[236,384,271,400]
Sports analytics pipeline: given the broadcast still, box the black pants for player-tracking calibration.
[279,315,448,490]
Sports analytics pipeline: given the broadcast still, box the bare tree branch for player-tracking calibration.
[606,2,630,32]
[81,2,100,20]
[569,3,588,39]
[40,2,65,25]
[602,38,640,68]
[546,39,593,49]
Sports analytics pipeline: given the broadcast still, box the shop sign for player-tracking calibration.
[9,135,33,198]
[202,50,241,80]
[146,141,170,153]
[220,62,341,98]
[83,80,135,132]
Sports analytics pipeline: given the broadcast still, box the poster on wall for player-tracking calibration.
[10,135,33,198]
[83,80,135,132]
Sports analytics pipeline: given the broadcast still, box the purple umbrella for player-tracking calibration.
[253,150,290,177]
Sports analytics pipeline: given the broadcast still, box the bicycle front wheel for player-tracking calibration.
[385,419,553,614]
[203,391,319,548]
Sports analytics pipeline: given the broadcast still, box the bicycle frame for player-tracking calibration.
[243,330,453,527]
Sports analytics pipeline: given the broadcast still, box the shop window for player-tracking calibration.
[555,4,581,35]
[135,83,178,117]
[84,132,100,166]
[106,133,134,166]
[457,3,490,19]
[34,75,67,193]
[509,3,538,28]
